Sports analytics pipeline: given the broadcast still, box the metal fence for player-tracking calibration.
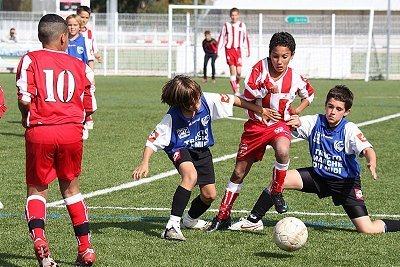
[0,10,399,79]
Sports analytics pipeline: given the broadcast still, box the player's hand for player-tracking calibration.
[261,108,281,123]
[21,117,28,128]
[367,163,377,180]
[286,115,301,128]
[132,164,149,181]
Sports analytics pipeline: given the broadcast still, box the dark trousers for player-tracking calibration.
[203,53,217,79]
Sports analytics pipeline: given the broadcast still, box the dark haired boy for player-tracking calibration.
[132,75,271,241]
[202,31,218,83]
[16,14,96,266]
[229,85,400,234]
[207,32,314,231]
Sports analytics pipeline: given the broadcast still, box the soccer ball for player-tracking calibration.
[273,217,308,252]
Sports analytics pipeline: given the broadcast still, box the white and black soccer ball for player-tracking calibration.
[273,217,308,252]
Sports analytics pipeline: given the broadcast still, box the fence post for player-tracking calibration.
[186,12,190,74]
[330,13,335,79]
[114,11,118,75]
[168,6,173,78]
[258,13,263,60]
[365,9,374,82]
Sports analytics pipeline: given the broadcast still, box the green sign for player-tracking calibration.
[285,16,309,24]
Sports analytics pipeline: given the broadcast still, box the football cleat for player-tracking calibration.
[202,77,207,83]
[34,239,59,267]
[229,217,264,231]
[212,78,216,84]
[75,247,96,266]
[40,256,59,267]
[181,213,208,230]
[161,225,186,241]
[205,216,231,232]
[271,192,288,214]
[234,91,241,97]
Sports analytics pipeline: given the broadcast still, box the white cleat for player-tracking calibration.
[40,256,59,267]
[181,213,208,230]
[0,201,3,209]
[228,217,264,231]
[161,225,186,241]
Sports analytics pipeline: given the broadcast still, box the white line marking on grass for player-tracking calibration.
[49,205,400,218]
[47,113,400,207]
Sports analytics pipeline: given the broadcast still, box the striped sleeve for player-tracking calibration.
[243,59,269,101]
[242,23,250,57]
[217,23,227,55]
[297,77,315,103]
[16,54,35,103]
[83,64,97,113]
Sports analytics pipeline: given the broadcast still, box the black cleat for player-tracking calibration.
[205,216,232,232]
[271,193,288,214]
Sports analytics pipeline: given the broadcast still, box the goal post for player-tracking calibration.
[167,4,393,81]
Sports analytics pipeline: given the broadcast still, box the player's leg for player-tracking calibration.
[236,66,242,87]
[211,54,217,83]
[229,64,239,95]
[59,178,95,266]
[229,169,304,231]
[344,206,400,233]
[164,149,198,241]
[206,158,254,232]
[183,184,216,229]
[203,54,209,82]
[25,140,59,266]
[183,151,216,229]
[270,136,291,213]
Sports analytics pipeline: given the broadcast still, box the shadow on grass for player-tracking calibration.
[0,132,24,137]
[254,251,294,259]
[0,252,70,267]
[90,218,165,238]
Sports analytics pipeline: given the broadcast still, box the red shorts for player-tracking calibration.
[225,48,242,67]
[236,120,291,162]
[25,124,83,186]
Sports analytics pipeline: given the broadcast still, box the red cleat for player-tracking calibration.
[75,247,96,266]
[34,238,59,267]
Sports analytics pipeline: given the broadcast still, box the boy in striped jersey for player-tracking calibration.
[207,32,314,231]
[217,7,250,96]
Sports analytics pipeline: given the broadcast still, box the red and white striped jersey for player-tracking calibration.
[217,21,250,57]
[16,49,96,127]
[81,26,98,54]
[243,57,314,126]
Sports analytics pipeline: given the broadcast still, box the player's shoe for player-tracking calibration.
[202,77,207,83]
[85,120,94,130]
[40,256,59,267]
[181,212,208,229]
[234,92,241,96]
[0,200,3,209]
[205,216,231,232]
[228,217,264,231]
[34,238,59,267]
[271,192,288,214]
[75,247,96,266]
[212,78,216,84]
[82,126,89,140]
[161,225,186,241]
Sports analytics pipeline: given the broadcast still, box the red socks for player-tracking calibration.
[64,193,91,253]
[270,161,289,194]
[26,195,46,241]
[217,181,243,220]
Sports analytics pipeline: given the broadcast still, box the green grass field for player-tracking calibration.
[0,74,399,266]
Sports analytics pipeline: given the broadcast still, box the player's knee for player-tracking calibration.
[201,191,217,203]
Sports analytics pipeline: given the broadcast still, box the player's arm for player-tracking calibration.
[287,114,318,139]
[132,146,154,180]
[216,23,226,56]
[132,115,172,180]
[293,79,315,115]
[362,147,377,180]
[234,95,280,122]
[242,24,250,57]
[16,54,36,127]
